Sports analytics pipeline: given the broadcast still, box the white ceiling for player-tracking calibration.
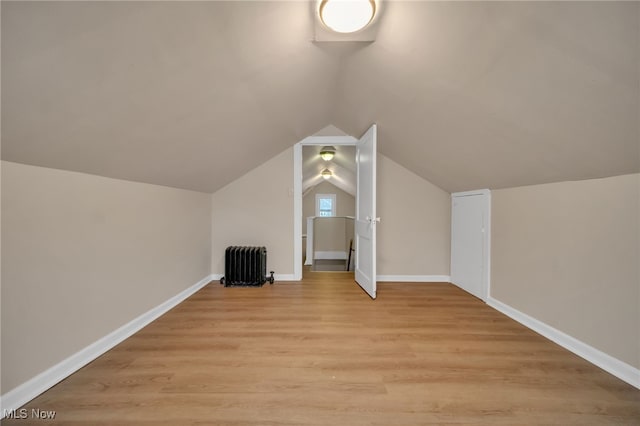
[2,1,638,193]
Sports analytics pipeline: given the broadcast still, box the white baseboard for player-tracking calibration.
[0,274,214,417]
[214,273,452,283]
[274,274,296,281]
[215,274,452,283]
[487,297,640,390]
[314,250,347,260]
[377,275,451,282]
[213,273,297,282]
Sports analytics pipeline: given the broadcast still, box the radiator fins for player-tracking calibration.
[221,246,274,287]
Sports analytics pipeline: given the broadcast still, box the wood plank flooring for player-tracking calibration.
[5,272,639,425]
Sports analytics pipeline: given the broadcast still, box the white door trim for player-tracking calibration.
[450,189,491,301]
[293,136,358,280]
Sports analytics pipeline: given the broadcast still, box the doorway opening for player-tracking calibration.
[293,128,358,280]
[301,144,356,273]
[293,124,378,298]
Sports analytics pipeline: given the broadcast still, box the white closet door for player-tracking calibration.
[451,190,491,300]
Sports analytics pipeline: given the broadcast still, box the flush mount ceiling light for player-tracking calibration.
[319,0,376,34]
[319,146,336,161]
[321,168,333,180]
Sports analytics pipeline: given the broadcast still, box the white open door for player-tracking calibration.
[355,124,378,299]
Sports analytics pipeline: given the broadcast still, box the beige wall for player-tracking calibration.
[303,181,356,257]
[211,148,294,276]
[303,181,355,234]
[1,161,212,393]
[377,155,451,276]
[491,174,640,368]
[313,217,354,252]
[211,150,451,278]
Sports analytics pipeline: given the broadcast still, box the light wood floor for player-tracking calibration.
[5,272,639,425]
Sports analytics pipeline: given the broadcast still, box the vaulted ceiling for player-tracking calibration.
[2,1,638,193]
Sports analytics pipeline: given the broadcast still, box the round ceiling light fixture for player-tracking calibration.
[319,146,336,161]
[319,0,376,34]
[321,168,333,180]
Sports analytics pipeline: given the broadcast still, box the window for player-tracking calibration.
[316,194,336,217]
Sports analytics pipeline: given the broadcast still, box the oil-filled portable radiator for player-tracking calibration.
[220,246,274,287]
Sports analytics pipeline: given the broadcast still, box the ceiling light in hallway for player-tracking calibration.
[320,146,336,161]
[319,0,376,34]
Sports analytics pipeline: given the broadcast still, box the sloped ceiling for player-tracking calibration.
[1,1,342,192]
[2,1,638,193]
[333,1,640,191]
